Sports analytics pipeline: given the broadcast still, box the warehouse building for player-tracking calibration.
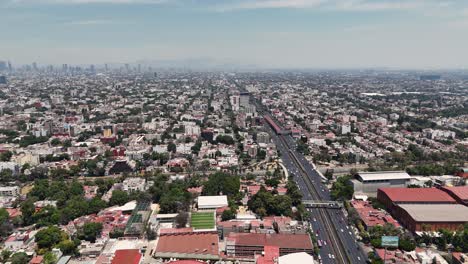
[377,187,457,215]
[439,186,468,206]
[225,233,313,258]
[350,171,411,197]
[394,204,468,232]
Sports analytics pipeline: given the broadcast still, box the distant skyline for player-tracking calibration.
[1,0,468,69]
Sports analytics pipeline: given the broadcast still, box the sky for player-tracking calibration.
[1,0,468,69]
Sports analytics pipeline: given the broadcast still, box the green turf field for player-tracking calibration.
[191,212,215,230]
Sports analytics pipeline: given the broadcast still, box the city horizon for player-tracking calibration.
[2,0,468,69]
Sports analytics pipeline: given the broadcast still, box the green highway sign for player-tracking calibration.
[381,236,399,247]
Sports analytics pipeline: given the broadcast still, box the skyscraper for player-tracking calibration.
[105,64,108,71]
[7,61,12,72]
[32,62,38,71]
[0,61,6,71]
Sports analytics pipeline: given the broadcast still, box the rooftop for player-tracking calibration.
[279,252,316,264]
[227,233,313,250]
[378,188,456,203]
[441,186,468,201]
[111,249,142,264]
[357,171,411,182]
[398,204,468,222]
[197,195,228,208]
[155,232,219,258]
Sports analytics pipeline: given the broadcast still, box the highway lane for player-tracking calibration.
[282,134,367,263]
[267,126,343,264]
[253,98,366,263]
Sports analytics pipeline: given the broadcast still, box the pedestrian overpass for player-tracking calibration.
[302,200,343,209]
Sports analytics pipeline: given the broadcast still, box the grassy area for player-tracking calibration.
[191,212,215,230]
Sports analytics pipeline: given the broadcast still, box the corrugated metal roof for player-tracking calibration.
[379,188,456,203]
[358,171,411,181]
[398,204,468,222]
[111,249,142,264]
[442,186,468,200]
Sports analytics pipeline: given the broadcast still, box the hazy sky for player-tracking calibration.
[1,0,468,69]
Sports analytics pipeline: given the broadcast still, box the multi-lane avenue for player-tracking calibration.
[260,111,367,264]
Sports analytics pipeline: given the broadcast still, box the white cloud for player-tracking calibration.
[214,0,449,12]
[64,19,116,25]
[214,0,326,12]
[11,0,169,4]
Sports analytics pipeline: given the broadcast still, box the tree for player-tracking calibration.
[9,252,29,264]
[1,250,11,263]
[399,237,416,251]
[57,239,79,255]
[175,212,188,228]
[0,150,12,161]
[202,172,240,197]
[50,138,61,146]
[330,175,354,200]
[109,190,129,206]
[221,209,235,221]
[0,208,12,236]
[216,135,235,145]
[324,169,334,181]
[35,226,66,250]
[167,142,177,153]
[0,169,13,182]
[43,252,57,264]
[286,180,302,206]
[109,228,124,238]
[69,181,84,196]
[20,199,36,226]
[80,222,103,242]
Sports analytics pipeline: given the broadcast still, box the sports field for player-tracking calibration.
[191,212,215,230]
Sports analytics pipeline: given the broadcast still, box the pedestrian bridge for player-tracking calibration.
[303,200,343,209]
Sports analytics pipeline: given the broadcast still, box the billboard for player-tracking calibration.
[381,236,399,247]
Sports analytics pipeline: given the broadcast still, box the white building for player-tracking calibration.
[230,95,240,111]
[350,171,411,197]
[339,124,351,135]
[0,186,20,197]
[122,178,147,193]
[197,195,228,211]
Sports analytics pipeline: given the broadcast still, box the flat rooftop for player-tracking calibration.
[357,171,411,182]
[379,188,456,203]
[197,195,228,208]
[398,204,468,222]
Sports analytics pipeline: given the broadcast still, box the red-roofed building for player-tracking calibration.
[29,256,43,264]
[256,246,280,264]
[154,232,220,260]
[377,187,457,214]
[111,249,142,264]
[440,186,468,206]
[225,233,313,258]
[350,200,400,230]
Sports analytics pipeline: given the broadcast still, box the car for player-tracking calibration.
[340,229,344,232]
[328,254,332,259]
